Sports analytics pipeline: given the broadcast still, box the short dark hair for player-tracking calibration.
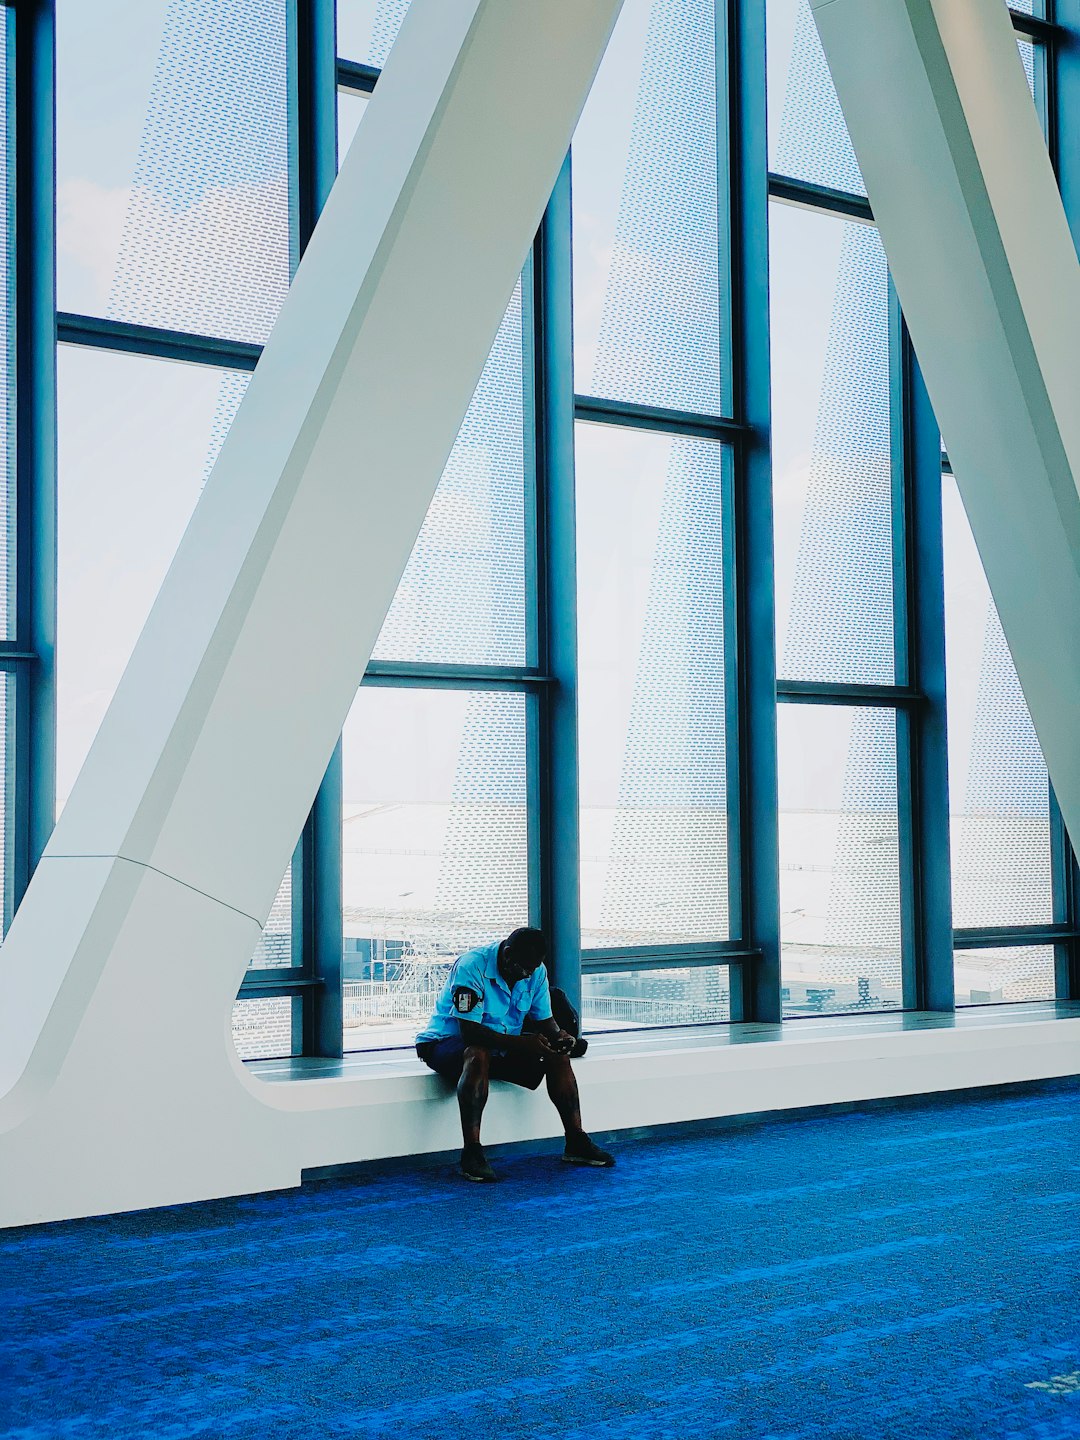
[502,927,546,968]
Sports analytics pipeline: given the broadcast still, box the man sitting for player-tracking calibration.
[415,927,615,1182]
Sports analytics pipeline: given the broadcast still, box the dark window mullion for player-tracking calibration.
[890,279,922,1009]
[954,925,1080,952]
[520,240,543,932]
[533,154,582,1010]
[573,393,746,441]
[767,173,873,224]
[336,58,379,95]
[730,0,780,1022]
[776,681,921,707]
[288,0,340,1058]
[12,0,55,920]
[57,314,261,372]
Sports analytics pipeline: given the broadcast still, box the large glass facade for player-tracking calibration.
[0,0,1072,1060]
[767,0,1067,1018]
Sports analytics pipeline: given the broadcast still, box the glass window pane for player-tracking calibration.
[56,0,290,343]
[337,0,411,68]
[342,687,528,1051]
[954,946,1056,1007]
[371,283,527,667]
[576,424,729,949]
[770,202,895,685]
[337,90,370,166]
[248,869,293,969]
[943,471,1053,928]
[232,996,301,1060]
[57,346,287,964]
[582,966,730,1030]
[572,0,725,415]
[767,0,864,197]
[57,347,245,809]
[778,704,903,1015]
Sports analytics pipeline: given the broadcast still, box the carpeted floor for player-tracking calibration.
[4,1082,1080,1438]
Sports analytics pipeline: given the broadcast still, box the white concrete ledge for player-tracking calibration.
[249,1006,1080,1173]
[7,1009,1076,1227]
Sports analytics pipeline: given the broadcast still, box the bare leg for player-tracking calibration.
[457,1046,490,1147]
[544,1054,584,1140]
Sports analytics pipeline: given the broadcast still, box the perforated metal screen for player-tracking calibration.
[231,996,300,1060]
[372,284,527,668]
[248,871,293,970]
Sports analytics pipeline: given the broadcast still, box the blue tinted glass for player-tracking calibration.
[372,285,527,667]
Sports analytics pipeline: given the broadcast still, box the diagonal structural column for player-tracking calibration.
[810,0,1080,855]
[0,0,623,1226]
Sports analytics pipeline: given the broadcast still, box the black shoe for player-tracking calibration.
[562,1133,615,1167]
[460,1143,498,1182]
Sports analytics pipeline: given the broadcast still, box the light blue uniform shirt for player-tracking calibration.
[416,941,553,1045]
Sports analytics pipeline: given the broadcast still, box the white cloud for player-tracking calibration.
[109,176,291,342]
[56,178,132,313]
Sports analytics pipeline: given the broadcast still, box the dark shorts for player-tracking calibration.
[416,1035,547,1090]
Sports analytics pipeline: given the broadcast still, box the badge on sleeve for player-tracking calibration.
[453,986,482,1015]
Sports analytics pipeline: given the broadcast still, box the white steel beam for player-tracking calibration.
[0,0,623,1226]
[811,0,1080,853]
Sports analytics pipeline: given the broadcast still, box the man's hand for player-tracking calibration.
[546,1029,575,1055]
[520,1031,573,1058]
[520,1032,556,1058]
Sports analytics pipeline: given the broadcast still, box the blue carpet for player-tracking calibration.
[4,1083,1080,1438]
